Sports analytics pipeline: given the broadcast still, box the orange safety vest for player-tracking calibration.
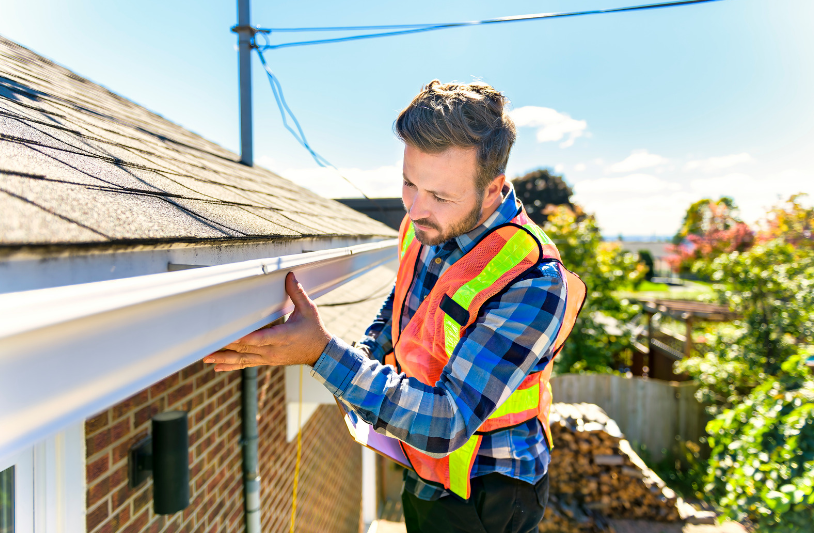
[386,208,586,499]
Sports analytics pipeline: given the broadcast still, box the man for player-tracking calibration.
[204,80,584,533]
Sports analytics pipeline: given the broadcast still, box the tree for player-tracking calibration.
[638,250,655,282]
[542,205,645,374]
[512,168,574,225]
[757,193,814,249]
[675,206,814,528]
[666,197,754,274]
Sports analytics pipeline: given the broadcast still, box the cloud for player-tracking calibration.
[509,106,588,148]
[574,174,682,195]
[256,155,276,169]
[684,153,753,173]
[607,150,669,173]
[554,163,565,173]
[281,163,403,198]
[689,169,813,223]
[574,163,587,172]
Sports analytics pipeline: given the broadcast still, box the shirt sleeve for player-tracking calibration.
[355,286,394,363]
[311,262,566,458]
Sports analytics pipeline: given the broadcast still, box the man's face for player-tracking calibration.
[402,144,484,246]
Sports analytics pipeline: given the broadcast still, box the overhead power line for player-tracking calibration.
[254,0,721,50]
[255,47,379,201]
[250,0,721,200]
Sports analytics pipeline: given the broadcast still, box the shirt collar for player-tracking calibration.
[431,182,520,255]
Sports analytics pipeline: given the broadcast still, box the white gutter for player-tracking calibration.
[0,238,397,464]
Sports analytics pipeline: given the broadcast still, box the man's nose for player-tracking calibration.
[408,192,432,221]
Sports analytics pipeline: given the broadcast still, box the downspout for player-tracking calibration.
[242,367,261,533]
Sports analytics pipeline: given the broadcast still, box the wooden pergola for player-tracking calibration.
[633,299,739,381]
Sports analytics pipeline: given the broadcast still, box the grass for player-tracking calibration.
[615,279,715,302]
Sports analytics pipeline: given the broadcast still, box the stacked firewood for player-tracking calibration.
[539,403,681,532]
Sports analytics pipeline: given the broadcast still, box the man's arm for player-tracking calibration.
[355,286,394,363]
[311,263,566,457]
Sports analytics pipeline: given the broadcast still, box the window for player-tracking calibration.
[1,465,13,533]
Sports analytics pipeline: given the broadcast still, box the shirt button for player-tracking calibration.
[434,257,442,264]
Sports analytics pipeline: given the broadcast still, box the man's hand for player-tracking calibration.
[203,272,332,371]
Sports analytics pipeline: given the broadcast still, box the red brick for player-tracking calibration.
[134,398,165,428]
[195,369,216,389]
[109,417,131,443]
[110,484,131,511]
[149,373,178,398]
[180,361,204,381]
[132,485,152,515]
[167,382,194,407]
[206,378,226,399]
[121,508,149,533]
[108,464,128,489]
[112,390,149,420]
[87,501,110,531]
[87,454,110,484]
[87,411,110,435]
[86,429,112,457]
[87,476,110,507]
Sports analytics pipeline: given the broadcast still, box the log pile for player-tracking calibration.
[539,403,681,533]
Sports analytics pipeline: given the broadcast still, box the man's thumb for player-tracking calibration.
[285,272,313,311]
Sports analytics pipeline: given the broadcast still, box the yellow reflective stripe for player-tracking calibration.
[440,230,536,358]
[448,435,480,499]
[488,383,540,420]
[400,222,415,259]
[451,230,536,310]
[443,313,460,359]
[523,223,553,245]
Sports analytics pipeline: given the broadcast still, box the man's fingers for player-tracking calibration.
[203,350,267,369]
[285,272,315,314]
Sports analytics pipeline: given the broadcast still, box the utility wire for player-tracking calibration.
[254,0,721,50]
[254,47,379,202]
[250,0,720,201]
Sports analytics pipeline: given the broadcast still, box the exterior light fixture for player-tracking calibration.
[128,411,190,514]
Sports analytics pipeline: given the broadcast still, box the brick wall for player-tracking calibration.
[256,366,362,533]
[85,361,244,533]
[85,362,362,533]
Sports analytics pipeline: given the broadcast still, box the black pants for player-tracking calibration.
[402,473,549,533]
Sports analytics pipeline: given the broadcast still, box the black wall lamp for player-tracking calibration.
[129,411,190,515]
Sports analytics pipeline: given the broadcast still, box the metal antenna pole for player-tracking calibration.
[234,0,253,166]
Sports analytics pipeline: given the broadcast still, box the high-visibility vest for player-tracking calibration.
[386,208,586,500]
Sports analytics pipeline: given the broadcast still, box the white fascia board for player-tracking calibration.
[0,238,397,465]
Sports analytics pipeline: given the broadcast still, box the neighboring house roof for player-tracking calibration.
[0,36,396,248]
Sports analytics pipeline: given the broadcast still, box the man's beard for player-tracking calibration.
[411,194,484,246]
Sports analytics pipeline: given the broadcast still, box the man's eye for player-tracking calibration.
[434,196,449,203]
[403,180,416,188]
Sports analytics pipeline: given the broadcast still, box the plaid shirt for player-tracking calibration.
[311,183,566,501]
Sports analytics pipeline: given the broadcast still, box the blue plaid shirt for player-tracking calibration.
[311,184,566,500]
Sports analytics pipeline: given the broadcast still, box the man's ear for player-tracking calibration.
[487,174,506,204]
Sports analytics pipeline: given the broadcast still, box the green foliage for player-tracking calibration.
[638,249,655,282]
[542,205,644,374]
[705,365,814,531]
[680,241,814,413]
[650,440,708,501]
[676,237,814,528]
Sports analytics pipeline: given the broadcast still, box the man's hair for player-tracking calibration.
[394,80,516,192]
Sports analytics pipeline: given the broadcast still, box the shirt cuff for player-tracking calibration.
[310,336,365,399]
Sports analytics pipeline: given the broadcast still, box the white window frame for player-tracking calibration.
[0,423,85,533]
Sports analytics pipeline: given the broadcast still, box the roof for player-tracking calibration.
[0,36,396,249]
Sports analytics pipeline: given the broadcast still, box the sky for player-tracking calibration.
[1,0,812,238]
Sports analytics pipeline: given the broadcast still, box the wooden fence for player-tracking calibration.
[550,374,709,461]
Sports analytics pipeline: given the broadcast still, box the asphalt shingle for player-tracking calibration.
[0,36,397,247]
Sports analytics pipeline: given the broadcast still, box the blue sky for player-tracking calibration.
[1,0,812,237]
